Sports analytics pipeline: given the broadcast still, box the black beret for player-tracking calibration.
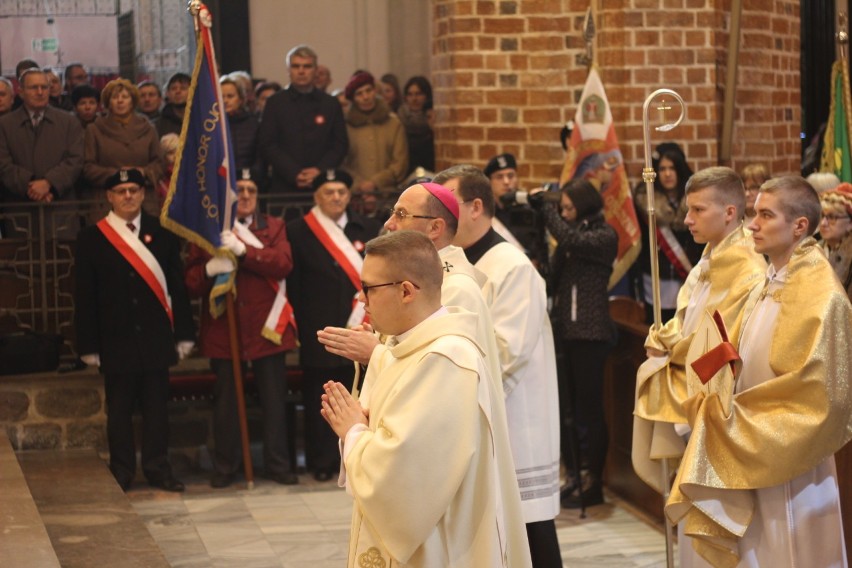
[105,168,146,189]
[312,168,353,191]
[483,153,517,178]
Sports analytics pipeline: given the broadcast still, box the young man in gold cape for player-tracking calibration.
[633,167,766,492]
[665,176,852,566]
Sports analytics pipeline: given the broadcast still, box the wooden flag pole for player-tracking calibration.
[225,292,254,489]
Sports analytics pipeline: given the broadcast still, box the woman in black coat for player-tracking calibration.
[220,75,259,171]
[541,179,618,509]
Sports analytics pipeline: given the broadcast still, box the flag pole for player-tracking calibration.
[187,0,253,489]
[641,88,686,568]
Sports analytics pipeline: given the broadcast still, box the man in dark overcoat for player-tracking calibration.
[74,168,194,491]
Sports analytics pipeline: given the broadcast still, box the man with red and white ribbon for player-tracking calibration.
[74,168,195,493]
[184,168,299,488]
[286,168,381,482]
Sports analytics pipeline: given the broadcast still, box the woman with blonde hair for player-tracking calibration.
[83,78,162,215]
[740,163,769,225]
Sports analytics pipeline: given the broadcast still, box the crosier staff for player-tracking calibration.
[641,88,685,568]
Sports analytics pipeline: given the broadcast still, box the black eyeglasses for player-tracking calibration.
[390,208,437,221]
[360,280,420,297]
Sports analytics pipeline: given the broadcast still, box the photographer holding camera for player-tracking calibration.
[485,153,549,273]
[528,179,618,508]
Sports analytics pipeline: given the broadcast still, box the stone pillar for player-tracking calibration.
[432,0,801,183]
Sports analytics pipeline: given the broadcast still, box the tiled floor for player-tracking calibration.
[130,475,672,567]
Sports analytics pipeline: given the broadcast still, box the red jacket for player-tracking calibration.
[185,214,296,360]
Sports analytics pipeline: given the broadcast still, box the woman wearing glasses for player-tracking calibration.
[818,183,852,299]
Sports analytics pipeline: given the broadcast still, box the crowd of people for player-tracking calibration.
[3,42,852,567]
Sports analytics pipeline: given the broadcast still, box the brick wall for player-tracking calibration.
[432,0,801,186]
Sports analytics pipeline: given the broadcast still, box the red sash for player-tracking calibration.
[304,211,362,292]
[97,219,174,327]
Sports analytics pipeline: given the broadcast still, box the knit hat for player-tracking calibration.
[344,72,375,101]
[821,183,852,216]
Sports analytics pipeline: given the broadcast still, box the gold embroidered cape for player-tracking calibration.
[632,225,766,492]
[665,239,852,567]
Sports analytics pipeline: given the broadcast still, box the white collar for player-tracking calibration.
[388,306,448,346]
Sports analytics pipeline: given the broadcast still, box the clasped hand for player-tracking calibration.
[320,381,368,439]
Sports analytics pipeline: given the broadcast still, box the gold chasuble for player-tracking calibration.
[665,239,852,567]
[633,225,766,492]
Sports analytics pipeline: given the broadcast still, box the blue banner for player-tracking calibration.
[160,22,236,254]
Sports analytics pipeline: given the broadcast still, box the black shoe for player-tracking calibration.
[268,471,299,485]
[210,472,235,488]
[313,469,335,482]
[561,484,603,509]
[149,476,185,493]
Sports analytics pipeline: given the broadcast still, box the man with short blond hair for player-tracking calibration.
[321,230,531,567]
[666,176,852,566]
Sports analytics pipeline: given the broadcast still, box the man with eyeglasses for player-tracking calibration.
[317,182,506,399]
[286,168,380,481]
[433,164,562,566]
[185,168,299,488]
[74,168,195,493]
[320,229,531,567]
[258,44,348,194]
[0,68,83,205]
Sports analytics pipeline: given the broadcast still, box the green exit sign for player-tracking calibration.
[32,38,58,53]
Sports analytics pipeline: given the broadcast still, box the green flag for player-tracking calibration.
[821,60,852,182]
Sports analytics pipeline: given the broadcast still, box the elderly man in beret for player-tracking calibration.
[74,168,195,492]
[286,168,381,481]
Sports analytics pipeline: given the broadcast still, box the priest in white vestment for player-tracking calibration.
[320,230,531,568]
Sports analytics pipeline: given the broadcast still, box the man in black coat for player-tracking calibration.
[257,45,348,194]
[74,168,195,492]
[286,168,380,481]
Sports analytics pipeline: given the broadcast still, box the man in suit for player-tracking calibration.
[74,168,195,492]
[286,168,381,481]
[257,45,348,194]
[0,68,83,204]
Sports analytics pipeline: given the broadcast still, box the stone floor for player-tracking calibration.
[129,472,673,567]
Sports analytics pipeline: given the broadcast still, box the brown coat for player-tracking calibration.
[0,106,83,200]
[83,114,163,190]
[342,99,408,193]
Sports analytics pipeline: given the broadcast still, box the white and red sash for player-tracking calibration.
[303,206,368,327]
[232,221,297,345]
[657,226,693,279]
[97,212,173,327]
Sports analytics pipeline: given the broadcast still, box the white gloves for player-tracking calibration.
[81,353,100,367]
[205,255,235,277]
[221,230,246,257]
[176,341,195,360]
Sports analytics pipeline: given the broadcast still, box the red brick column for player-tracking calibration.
[432,0,801,184]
